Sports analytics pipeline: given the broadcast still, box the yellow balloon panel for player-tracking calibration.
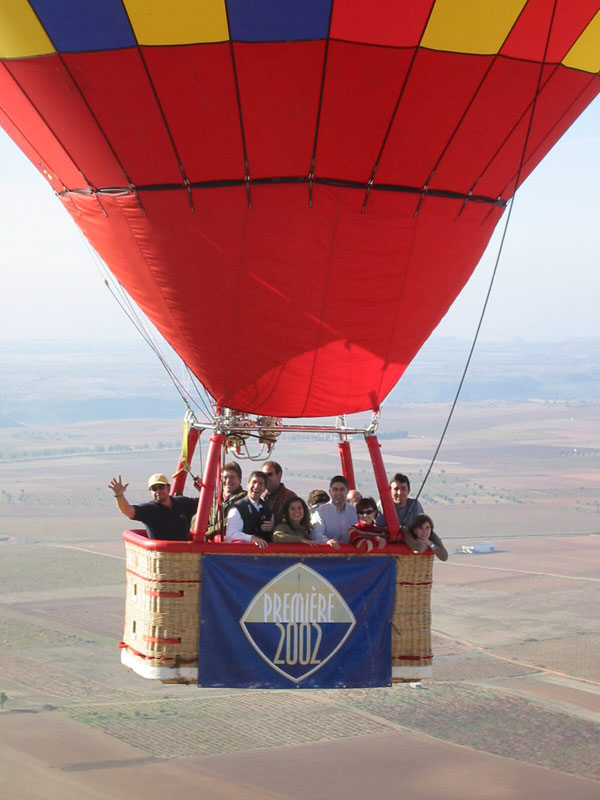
[0,0,54,59]
[124,0,230,46]
[422,0,527,55]
[563,10,600,73]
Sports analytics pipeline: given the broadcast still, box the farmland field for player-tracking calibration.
[1,402,599,797]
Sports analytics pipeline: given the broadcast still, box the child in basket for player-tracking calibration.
[348,497,387,553]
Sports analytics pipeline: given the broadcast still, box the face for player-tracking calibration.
[222,469,241,497]
[288,500,305,523]
[261,464,280,492]
[390,481,409,507]
[330,482,348,507]
[247,475,266,501]
[357,506,377,522]
[149,483,170,503]
[347,490,362,507]
[415,521,432,540]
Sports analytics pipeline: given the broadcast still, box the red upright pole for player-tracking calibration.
[191,433,225,541]
[170,425,200,496]
[365,435,399,541]
[338,440,356,489]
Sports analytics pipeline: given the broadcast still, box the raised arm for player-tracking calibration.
[108,475,135,520]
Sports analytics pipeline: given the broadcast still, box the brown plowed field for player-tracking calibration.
[2,711,600,800]
[10,595,125,640]
[490,634,600,683]
[2,406,600,796]
[494,677,600,713]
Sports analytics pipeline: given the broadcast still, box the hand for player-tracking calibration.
[193,476,202,491]
[109,476,129,496]
[251,535,268,549]
[261,518,274,532]
[305,539,319,547]
[327,538,340,549]
[376,536,387,549]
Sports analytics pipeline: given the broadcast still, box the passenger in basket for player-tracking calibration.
[346,489,362,507]
[403,514,448,561]
[348,497,387,553]
[205,461,247,540]
[307,489,329,510]
[109,473,198,541]
[310,475,358,548]
[261,460,297,523]
[376,473,424,535]
[272,497,319,546]
[225,471,274,548]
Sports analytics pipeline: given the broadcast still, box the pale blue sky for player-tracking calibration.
[0,97,598,344]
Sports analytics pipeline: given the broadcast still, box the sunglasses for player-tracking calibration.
[358,509,376,515]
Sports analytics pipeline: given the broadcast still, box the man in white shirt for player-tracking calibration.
[310,475,358,548]
[225,471,273,548]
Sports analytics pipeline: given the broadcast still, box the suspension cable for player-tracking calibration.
[415,3,557,502]
[77,230,214,424]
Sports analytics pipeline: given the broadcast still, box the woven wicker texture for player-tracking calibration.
[123,542,202,670]
[392,554,433,669]
[122,544,434,682]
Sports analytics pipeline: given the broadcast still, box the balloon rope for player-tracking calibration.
[307,1,335,207]
[224,29,252,208]
[77,230,215,423]
[415,1,558,502]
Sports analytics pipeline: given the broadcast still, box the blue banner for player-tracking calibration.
[198,555,395,688]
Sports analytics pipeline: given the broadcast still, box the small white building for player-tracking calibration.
[460,543,495,554]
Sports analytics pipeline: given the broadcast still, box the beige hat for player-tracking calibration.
[148,473,170,489]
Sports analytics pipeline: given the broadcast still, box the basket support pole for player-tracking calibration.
[171,425,200,496]
[191,433,225,541]
[365,434,399,541]
[338,440,356,489]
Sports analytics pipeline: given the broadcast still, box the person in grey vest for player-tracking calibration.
[376,473,423,535]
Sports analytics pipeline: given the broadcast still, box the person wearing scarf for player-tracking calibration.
[348,497,387,553]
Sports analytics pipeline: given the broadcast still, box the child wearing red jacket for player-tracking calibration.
[348,497,387,553]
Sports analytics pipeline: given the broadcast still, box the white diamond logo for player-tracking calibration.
[240,563,356,683]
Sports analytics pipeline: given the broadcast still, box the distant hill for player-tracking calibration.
[388,338,600,405]
[0,415,23,428]
[1,337,599,425]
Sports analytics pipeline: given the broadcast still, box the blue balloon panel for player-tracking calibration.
[227,0,332,42]
[30,0,136,52]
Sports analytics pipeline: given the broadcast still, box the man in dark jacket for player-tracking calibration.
[261,460,296,523]
[205,461,247,540]
[225,471,273,548]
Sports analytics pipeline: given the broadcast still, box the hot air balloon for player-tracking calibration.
[1,1,599,687]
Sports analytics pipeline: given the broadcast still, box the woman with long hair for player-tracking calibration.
[272,496,318,546]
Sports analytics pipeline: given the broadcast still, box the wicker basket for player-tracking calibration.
[120,540,202,682]
[391,553,433,681]
[120,536,433,684]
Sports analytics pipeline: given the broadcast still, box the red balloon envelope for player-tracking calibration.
[1,1,599,416]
